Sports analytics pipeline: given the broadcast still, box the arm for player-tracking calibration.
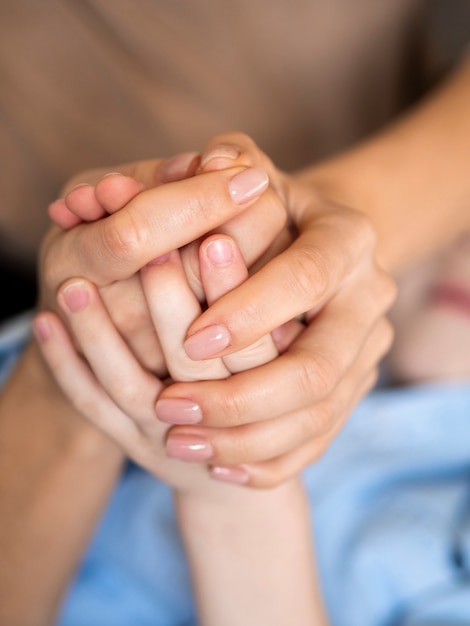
[176,480,326,626]
[303,53,470,273]
[0,342,124,626]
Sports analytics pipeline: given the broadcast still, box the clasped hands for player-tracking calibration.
[35,132,396,489]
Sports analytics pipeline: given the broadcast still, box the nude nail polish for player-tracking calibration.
[228,167,268,204]
[156,398,202,424]
[183,324,231,360]
[166,434,213,461]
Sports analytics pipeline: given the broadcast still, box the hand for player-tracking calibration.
[34,230,299,493]
[40,153,283,375]
[153,132,397,487]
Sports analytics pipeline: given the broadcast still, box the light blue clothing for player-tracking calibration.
[2,313,470,626]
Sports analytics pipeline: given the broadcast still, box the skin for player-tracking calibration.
[386,232,470,384]
[38,133,395,487]
[3,42,470,626]
[37,174,327,625]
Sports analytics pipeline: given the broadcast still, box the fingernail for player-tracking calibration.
[102,172,123,178]
[210,465,249,485]
[199,145,240,170]
[160,152,200,182]
[229,167,268,204]
[69,182,91,192]
[156,398,202,425]
[166,434,213,461]
[184,325,231,360]
[61,282,89,312]
[33,316,51,342]
[205,238,234,266]
[147,252,171,265]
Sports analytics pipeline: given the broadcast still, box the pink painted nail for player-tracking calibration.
[210,465,249,485]
[166,434,213,461]
[184,324,231,360]
[228,167,268,204]
[156,398,202,425]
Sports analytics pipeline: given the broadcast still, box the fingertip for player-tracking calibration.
[48,199,82,229]
[65,183,106,221]
[33,314,52,343]
[95,173,145,214]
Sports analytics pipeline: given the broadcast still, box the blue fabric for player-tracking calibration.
[306,382,470,626]
[2,313,470,625]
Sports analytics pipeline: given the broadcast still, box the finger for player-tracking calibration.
[198,132,279,181]
[57,175,145,228]
[56,278,164,431]
[43,166,269,289]
[212,367,380,489]
[59,153,198,196]
[165,317,392,466]
[162,267,395,427]
[140,251,229,383]
[94,174,146,214]
[99,276,167,377]
[33,311,139,441]
[48,199,82,229]
[183,208,379,359]
[64,183,107,221]
[198,234,278,372]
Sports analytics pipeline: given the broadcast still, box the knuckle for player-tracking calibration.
[298,349,337,399]
[111,380,143,410]
[100,212,144,267]
[305,403,335,438]
[288,246,330,303]
[208,385,248,427]
[218,429,252,464]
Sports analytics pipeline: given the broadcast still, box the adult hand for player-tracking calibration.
[155,132,397,487]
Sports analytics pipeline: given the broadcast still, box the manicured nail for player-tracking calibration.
[199,145,240,170]
[184,325,231,360]
[160,152,200,182]
[228,167,268,204]
[205,238,234,266]
[156,398,202,425]
[61,282,89,312]
[166,434,213,461]
[210,465,249,485]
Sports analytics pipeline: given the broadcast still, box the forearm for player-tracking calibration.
[0,342,124,626]
[301,53,470,273]
[175,478,328,626]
